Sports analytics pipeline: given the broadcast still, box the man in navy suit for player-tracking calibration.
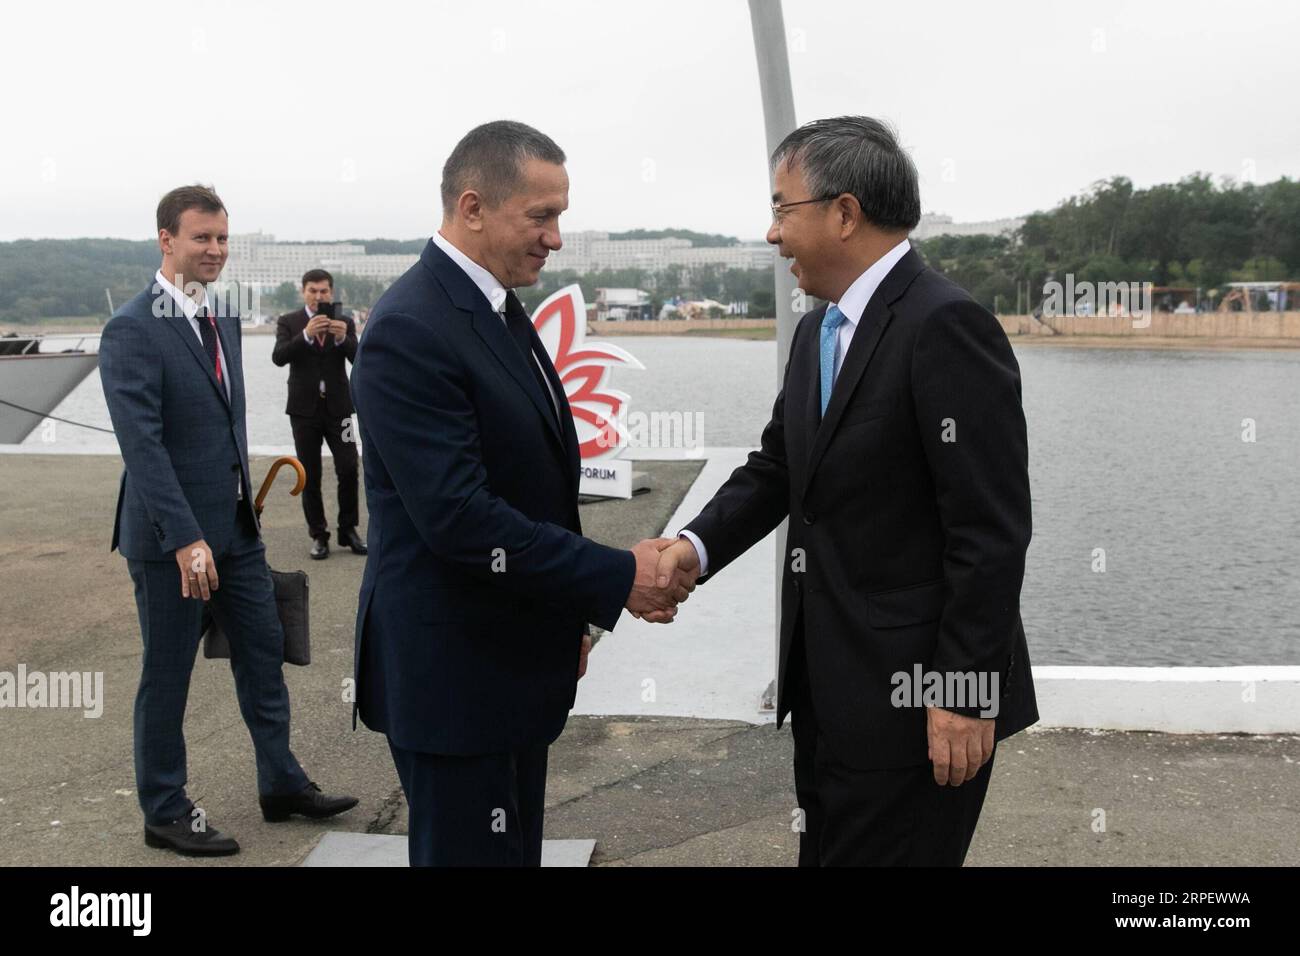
[99,185,358,856]
[350,122,694,866]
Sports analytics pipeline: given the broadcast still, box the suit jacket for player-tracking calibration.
[99,280,257,562]
[271,307,358,418]
[349,239,635,755]
[684,248,1038,770]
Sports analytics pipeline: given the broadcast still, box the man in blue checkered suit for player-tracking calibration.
[98,185,358,856]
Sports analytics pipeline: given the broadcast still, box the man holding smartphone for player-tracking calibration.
[272,269,366,560]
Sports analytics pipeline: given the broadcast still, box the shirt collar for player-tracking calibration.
[154,269,211,321]
[832,238,911,327]
[432,230,509,314]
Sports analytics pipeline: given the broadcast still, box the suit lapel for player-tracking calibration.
[471,307,566,452]
[802,304,828,460]
[421,240,568,458]
[803,249,925,486]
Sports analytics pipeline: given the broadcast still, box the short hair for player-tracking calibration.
[301,269,334,289]
[441,120,566,216]
[156,184,226,236]
[771,116,921,232]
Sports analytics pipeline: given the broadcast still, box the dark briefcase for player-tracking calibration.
[202,568,311,666]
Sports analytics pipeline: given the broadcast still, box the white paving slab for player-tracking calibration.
[301,832,596,867]
[574,447,778,724]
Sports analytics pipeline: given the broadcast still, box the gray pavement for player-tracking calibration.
[0,453,1296,866]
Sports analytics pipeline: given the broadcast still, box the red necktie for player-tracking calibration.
[198,306,223,385]
[212,317,223,384]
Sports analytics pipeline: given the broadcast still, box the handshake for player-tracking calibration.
[624,537,702,624]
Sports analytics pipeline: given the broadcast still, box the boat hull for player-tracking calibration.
[0,352,101,444]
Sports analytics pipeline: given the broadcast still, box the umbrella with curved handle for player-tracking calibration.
[205,454,313,666]
[253,456,306,518]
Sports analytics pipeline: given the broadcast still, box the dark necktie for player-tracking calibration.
[503,291,557,424]
[197,306,224,396]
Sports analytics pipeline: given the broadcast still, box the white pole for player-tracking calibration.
[748,0,798,711]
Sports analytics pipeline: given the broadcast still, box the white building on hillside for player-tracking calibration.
[548,231,773,274]
[223,232,418,289]
[911,213,1024,241]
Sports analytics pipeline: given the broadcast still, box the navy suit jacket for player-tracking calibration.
[99,281,256,562]
[685,249,1038,770]
[350,240,635,755]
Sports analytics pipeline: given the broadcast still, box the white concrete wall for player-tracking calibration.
[1032,666,1300,734]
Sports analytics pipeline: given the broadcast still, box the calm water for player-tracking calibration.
[22,334,1300,665]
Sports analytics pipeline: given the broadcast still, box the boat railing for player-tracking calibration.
[3,333,100,355]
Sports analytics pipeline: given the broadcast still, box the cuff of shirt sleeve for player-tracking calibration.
[677,530,709,576]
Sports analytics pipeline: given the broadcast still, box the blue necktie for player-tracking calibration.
[820,304,847,416]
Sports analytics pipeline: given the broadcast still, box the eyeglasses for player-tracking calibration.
[770,194,838,224]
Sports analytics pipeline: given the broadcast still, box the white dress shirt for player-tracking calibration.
[154,269,240,498]
[825,238,911,383]
[678,238,912,574]
[431,231,560,416]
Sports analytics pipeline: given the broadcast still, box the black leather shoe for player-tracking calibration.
[144,817,240,856]
[310,536,329,560]
[259,782,359,822]
[338,528,368,555]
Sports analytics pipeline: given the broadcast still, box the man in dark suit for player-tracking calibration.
[99,185,358,857]
[655,117,1038,866]
[271,269,365,560]
[350,121,692,867]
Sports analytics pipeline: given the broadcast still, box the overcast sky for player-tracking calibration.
[3,0,1297,242]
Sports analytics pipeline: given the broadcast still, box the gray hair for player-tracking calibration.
[771,116,921,231]
[441,120,566,216]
